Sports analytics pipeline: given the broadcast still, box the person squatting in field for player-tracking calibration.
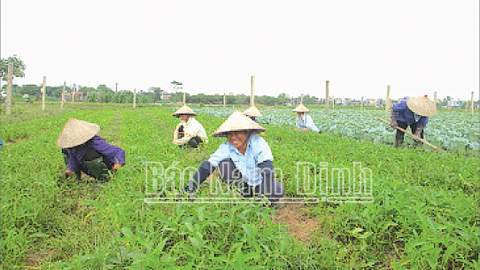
[172,105,208,148]
[57,118,125,183]
[390,95,437,147]
[185,110,284,204]
[293,103,321,133]
[243,106,266,137]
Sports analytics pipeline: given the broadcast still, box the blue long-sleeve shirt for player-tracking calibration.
[296,115,319,132]
[66,135,125,175]
[392,96,429,127]
[208,134,273,187]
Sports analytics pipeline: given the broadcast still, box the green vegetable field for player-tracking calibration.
[1,103,479,269]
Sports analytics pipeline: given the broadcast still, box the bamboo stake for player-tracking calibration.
[385,85,390,115]
[223,93,226,107]
[133,88,137,108]
[250,76,255,107]
[361,96,364,110]
[61,81,66,110]
[71,84,76,104]
[41,76,46,111]
[332,95,335,109]
[434,91,437,109]
[183,92,186,106]
[325,81,329,114]
[471,91,474,115]
[377,117,443,152]
[5,62,13,115]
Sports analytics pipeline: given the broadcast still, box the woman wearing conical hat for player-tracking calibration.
[172,105,208,148]
[243,106,262,123]
[243,106,266,137]
[292,104,320,133]
[390,95,437,147]
[185,111,284,204]
[57,118,125,183]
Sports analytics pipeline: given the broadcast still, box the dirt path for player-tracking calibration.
[272,200,332,243]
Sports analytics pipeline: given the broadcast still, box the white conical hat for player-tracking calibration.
[243,106,263,118]
[407,96,437,117]
[292,104,309,113]
[172,105,197,117]
[212,110,266,137]
[57,118,100,148]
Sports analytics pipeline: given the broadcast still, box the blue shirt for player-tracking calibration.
[392,96,429,127]
[208,134,273,187]
[296,115,319,132]
[66,135,126,175]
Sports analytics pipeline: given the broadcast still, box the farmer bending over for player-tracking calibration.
[57,118,125,183]
[172,105,208,148]
[243,106,265,136]
[390,95,437,147]
[185,111,284,205]
[293,104,320,133]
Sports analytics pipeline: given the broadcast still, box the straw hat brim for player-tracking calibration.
[212,110,266,137]
[407,97,437,117]
[292,104,310,113]
[243,106,263,117]
[172,105,197,117]
[57,118,100,148]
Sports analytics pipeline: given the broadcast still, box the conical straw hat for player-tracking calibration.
[212,110,266,137]
[243,106,263,118]
[292,104,309,113]
[172,105,197,117]
[57,118,100,148]
[407,96,437,117]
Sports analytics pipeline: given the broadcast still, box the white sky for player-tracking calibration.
[1,0,478,100]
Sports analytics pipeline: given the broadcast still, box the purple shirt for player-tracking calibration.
[392,96,429,127]
[66,135,125,175]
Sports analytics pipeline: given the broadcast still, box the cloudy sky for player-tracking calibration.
[1,0,478,100]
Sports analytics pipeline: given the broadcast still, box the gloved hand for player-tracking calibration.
[414,126,423,139]
[65,170,72,178]
[112,164,122,173]
[390,109,398,128]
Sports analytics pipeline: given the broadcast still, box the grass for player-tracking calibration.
[1,103,478,269]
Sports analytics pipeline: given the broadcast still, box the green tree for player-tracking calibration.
[171,81,183,93]
[0,55,26,82]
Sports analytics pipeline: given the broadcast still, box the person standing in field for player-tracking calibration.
[172,105,208,148]
[185,110,284,205]
[293,104,321,133]
[57,118,125,183]
[390,95,437,147]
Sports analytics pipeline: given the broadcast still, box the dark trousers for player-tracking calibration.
[62,149,113,182]
[395,121,424,147]
[178,136,204,148]
[217,159,284,203]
